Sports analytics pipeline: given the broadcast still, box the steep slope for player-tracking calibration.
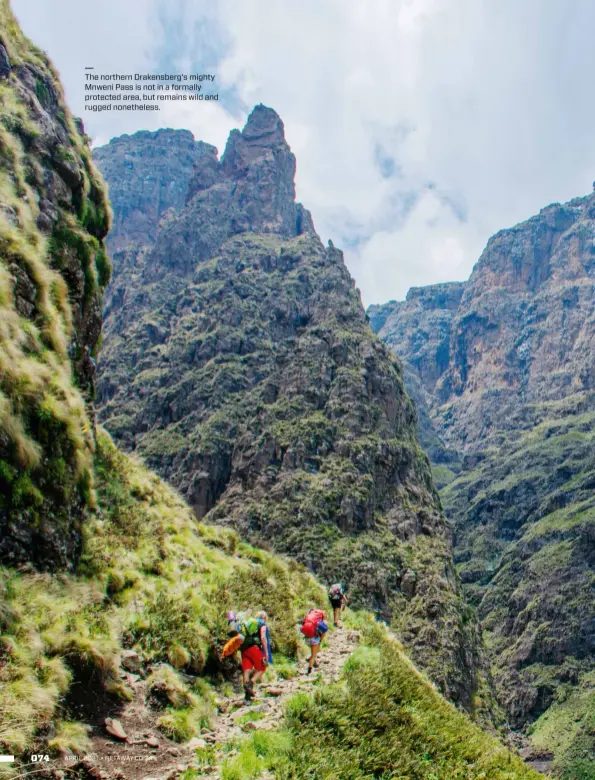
[370,193,595,775]
[215,621,543,780]
[95,108,486,708]
[368,283,465,477]
[0,6,543,779]
[1,432,540,780]
[93,128,214,339]
[1,428,327,772]
[0,2,111,569]
[93,128,213,254]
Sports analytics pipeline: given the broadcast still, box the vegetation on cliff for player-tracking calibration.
[0,428,324,759]
[370,192,595,775]
[0,0,111,568]
[443,398,595,777]
[95,110,488,709]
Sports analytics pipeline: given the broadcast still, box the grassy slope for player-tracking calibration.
[1,433,541,780]
[0,0,112,560]
[530,671,595,780]
[0,429,325,762]
[216,617,543,780]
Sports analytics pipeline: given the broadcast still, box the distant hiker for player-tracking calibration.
[221,611,271,701]
[328,583,348,628]
[300,608,328,674]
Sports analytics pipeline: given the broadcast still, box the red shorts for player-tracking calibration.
[241,645,266,672]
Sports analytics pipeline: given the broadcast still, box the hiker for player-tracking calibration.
[300,608,328,674]
[328,583,348,628]
[221,611,271,701]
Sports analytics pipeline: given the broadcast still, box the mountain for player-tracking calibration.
[0,10,543,775]
[93,107,489,709]
[93,128,213,254]
[370,193,595,776]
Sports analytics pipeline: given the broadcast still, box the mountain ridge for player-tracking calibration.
[370,187,595,776]
[94,106,488,710]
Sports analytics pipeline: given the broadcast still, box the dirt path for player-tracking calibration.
[53,628,359,780]
[210,628,359,759]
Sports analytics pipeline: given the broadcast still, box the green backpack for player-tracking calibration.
[237,616,262,650]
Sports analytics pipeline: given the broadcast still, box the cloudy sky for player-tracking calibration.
[12,0,595,306]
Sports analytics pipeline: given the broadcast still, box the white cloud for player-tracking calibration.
[12,0,595,306]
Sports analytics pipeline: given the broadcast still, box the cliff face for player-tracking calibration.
[0,2,111,569]
[374,197,595,450]
[370,194,595,766]
[95,106,485,707]
[93,128,213,255]
[369,283,466,475]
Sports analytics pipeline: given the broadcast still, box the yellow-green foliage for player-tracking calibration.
[0,429,326,757]
[47,720,91,757]
[0,432,544,776]
[221,618,544,780]
[147,665,197,709]
[157,704,213,743]
[0,0,111,542]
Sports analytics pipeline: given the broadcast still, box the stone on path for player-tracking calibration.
[187,737,208,750]
[104,718,128,740]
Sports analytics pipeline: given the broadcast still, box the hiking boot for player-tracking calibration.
[244,682,255,701]
[306,666,312,675]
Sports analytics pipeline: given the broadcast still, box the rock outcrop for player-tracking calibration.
[0,2,111,568]
[370,193,595,768]
[95,106,485,707]
[93,128,213,253]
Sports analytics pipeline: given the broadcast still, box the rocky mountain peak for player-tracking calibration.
[96,106,486,706]
[370,187,595,758]
[184,104,306,243]
[222,104,290,170]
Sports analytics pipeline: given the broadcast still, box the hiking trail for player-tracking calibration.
[54,628,359,780]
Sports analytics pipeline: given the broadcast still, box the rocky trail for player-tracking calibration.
[54,628,359,780]
[209,629,359,765]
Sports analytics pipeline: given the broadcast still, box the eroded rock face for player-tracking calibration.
[95,106,484,708]
[0,13,111,568]
[370,194,595,736]
[94,128,213,254]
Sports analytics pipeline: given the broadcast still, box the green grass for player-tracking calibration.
[530,671,595,779]
[234,710,267,726]
[218,618,543,779]
[0,0,112,561]
[157,705,211,743]
[0,428,327,761]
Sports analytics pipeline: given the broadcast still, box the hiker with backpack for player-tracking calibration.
[299,608,328,674]
[221,611,271,701]
[328,583,348,628]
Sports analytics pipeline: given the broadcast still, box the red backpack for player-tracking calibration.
[301,609,325,638]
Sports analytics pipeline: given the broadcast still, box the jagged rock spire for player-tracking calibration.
[183,104,313,244]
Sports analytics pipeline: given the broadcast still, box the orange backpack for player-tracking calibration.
[221,634,243,658]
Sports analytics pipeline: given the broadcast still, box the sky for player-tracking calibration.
[12,0,595,306]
